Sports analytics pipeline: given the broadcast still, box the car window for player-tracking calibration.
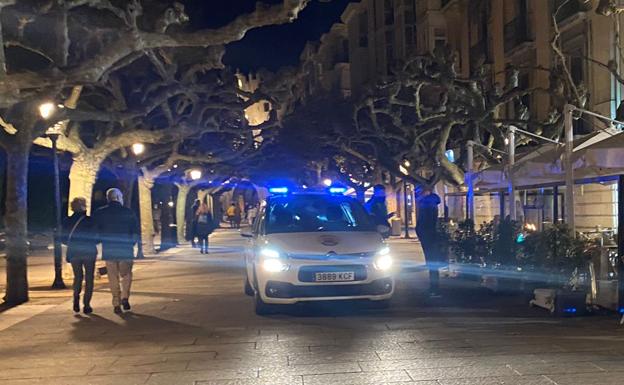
[266,195,374,234]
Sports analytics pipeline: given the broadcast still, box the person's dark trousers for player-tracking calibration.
[199,236,209,253]
[420,237,440,294]
[71,259,96,306]
[428,264,440,293]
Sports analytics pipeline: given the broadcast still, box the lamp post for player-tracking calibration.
[40,102,66,289]
[403,181,411,239]
[132,143,145,259]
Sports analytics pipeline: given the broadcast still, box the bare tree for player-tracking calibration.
[0,0,313,305]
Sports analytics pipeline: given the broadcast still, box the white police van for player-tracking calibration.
[242,186,394,315]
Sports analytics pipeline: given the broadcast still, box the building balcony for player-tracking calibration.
[470,39,487,62]
[504,17,532,54]
[441,0,459,11]
[554,0,589,24]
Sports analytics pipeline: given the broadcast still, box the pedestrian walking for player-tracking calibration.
[416,186,443,297]
[247,204,258,226]
[195,203,215,254]
[226,203,240,229]
[93,188,139,314]
[365,184,391,237]
[190,199,201,248]
[62,197,98,314]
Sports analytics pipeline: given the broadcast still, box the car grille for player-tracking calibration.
[298,265,367,282]
[288,251,376,260]
[265,278,393,299]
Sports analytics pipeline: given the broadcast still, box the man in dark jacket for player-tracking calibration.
[93,188,139,314]
[416,187,443,297]
[62,197,98,314]
[365,184,390,237]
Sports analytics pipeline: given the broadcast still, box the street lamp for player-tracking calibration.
[42,112,66,289]
[323,178,332,187]
[189,169,202,181]
[39,102,56,120]
[132,143,145,156]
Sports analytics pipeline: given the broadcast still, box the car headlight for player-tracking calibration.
[259,247,289,272]
[374,247,393,271]
[262,258,289,272]
[260,248,280,259]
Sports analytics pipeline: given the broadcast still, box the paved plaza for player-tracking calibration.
[1,230,624,385]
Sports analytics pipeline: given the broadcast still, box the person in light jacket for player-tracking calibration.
[93,188,139,314]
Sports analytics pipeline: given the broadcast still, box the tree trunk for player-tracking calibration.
[116,170,136,208]
[175,184,191,244]
[138,175,155,253]
[4,141,31,305]
[68,154,101,215]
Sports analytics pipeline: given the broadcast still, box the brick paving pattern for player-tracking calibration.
[1,230,623,385]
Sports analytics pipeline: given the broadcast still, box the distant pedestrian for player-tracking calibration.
[247,204,258,226]
[195,203,215,254]
[62,197,98,315]
[226,203,241,229]
[416,186,443,297]
[365,184,391,237]
[190,199,201,248]
[93,188,139,314]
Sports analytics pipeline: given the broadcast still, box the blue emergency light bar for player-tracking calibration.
[268,187,289,194]
[328,186,347,194]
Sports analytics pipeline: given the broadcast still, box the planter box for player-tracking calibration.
[530,288,588,316]
[595,280,618,311]
[447,262,483,280]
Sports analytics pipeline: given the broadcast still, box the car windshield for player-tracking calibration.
[265,194,375,234]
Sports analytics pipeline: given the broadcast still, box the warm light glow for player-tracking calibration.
[323,179,332,187]
[399,165,409,175]
[525,223,537,231]
[167,201,174,208]
[39,102,56,119]
[403,159,411,167]
[132,143,145,155]
[504,138,510,146]
[190,169,202,180]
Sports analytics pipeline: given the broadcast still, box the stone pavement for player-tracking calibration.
[1,229,624,385]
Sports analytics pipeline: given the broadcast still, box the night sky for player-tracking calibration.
[183,0,353,72]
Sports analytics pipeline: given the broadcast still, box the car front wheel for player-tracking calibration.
[244,277,254,296]
[254,291,276,315]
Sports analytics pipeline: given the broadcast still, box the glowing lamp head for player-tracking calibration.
[39,102,56,119]
[132,143,145,155]
[189,169,202,180]
[323,179,332,187]
[167,201,174,208]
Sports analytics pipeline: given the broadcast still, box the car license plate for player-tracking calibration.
[315,271,355,282]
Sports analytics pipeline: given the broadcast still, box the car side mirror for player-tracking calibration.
[241,232,253,239]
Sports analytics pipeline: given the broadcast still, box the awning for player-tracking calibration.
[474,128,624,191]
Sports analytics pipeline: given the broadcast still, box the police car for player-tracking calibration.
[242,186,395,315]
